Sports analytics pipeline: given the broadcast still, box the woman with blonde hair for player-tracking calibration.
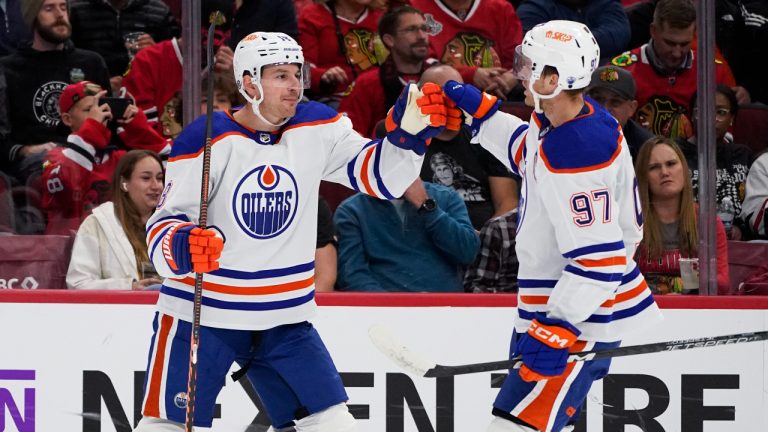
[67,150,165,290]
[635,136,730,294]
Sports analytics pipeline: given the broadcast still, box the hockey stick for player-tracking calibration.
[185,12,220,432]
[369,325,768,378]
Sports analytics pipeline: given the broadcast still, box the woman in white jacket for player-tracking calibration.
[67,150,165,290]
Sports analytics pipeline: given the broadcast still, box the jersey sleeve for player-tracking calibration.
[538,167,628,325]
[473,111,529,177]
[145,118,223,278]
[321,113,423,200]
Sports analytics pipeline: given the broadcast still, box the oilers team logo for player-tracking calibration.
[233,164,298,239]
[173,392,188,408]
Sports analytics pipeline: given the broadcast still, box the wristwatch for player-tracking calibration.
[418,198,437,214]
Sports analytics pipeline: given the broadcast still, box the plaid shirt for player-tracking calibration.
[463,209,519,293]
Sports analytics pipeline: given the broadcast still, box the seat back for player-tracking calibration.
[732,105,768,156]
[727,240,768,295]
[0,235,74,289]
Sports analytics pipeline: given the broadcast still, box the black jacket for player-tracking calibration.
[0,42,110,169]
[69,0,180,76]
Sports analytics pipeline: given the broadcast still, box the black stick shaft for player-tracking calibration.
[425,331,768,377]
[185,14,218,432]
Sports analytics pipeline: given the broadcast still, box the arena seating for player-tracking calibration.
[0,235,74,289]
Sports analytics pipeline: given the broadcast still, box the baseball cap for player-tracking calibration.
[587,66,636,101]
[58,81,103,114]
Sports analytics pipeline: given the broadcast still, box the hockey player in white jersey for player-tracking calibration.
[134,32,447,431]
[441,21,663,431]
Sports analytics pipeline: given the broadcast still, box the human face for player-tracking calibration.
[522,75,557,107]
[259,64,302,121]
[200,90,232,114]
[66,95,98,132]
[124,157,164,216]
[36,0,71,44]
[434,164,454,185]
[390,13,429,62]
[647,144,685,200]
[713,92,734,141]
[650,22,694,70]
[587,87,637,126]
[160,100,182,138]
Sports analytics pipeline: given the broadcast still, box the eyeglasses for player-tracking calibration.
[397,24,429,34]
[692,107,732,120]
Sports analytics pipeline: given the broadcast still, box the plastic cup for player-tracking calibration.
[679,258,700,294]
[123,32,145,59]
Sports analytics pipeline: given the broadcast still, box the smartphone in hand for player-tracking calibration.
[98,97,132,118]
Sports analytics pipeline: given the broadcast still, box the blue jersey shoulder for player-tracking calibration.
[284,101,340,129]
[170,111,242,158]
[540,101,622,173]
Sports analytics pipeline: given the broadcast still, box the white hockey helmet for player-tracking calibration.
[233,32,309,126]
[513,20,600,110]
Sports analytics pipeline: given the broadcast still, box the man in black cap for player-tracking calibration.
[586,65,653,161]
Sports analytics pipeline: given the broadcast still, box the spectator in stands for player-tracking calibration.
[41,80,168,235]
[122,0,234,136]
[299,0,386,107]
[464,208,519,292]
[230,0,298,51]
[677,85,754,239]
[0,0,27,57]
[0,0,110,185]
[0,171,13,232]
[586,65,653,161]
[716,0,768,105]
[66,149,164,290]
[335,178,479,292]
[516,0,631,61]
[418,64,518,229]
[68,0,180,92]
[410,0,522,100]
[611,0,740,140]
[338,5,429,137]
[315,196,337,292]
[635,136,730,294]
[741,151,768,239]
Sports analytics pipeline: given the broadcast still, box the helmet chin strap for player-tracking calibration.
[528,79,562,113]
[239,82,292,128]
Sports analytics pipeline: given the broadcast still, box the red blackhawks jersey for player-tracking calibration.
[41,111,169,235]
[298,3,384,96]
[611,44,735,139]
[411,0,522,83]
[123,38,182,135]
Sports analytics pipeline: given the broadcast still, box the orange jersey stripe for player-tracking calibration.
[170,275,315,295]
[576,256,627,268]
[144,314,174,418]
[601,279,649,308]
[474,94,498,118]
[359,145,377,196]
[520,295,549,305]
[517,340,589,430]
[281,113,342,133]
[168,131,248,162]
[513,131,527,168]
[147,220,176,245]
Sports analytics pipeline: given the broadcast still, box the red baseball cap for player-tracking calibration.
[58,81,103,114]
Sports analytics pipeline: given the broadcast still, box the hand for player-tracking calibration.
[403,178,429,209]
[163,224,224,274]
[132,277,163,290]
[18,142,56,157]
[484,71,518,100]
[732,86,751,106]
[109,75,123,95]
[443,80,500,121]
[384,82,447,154]
[444,98,463,132]
[119,103,139,124]
[214,45,234,73]
[136,33,156,50]
[514,314,581,382]
[89,90,113,125]
[320,66,349,85]
[729,225,742,241]
[473,67,507,93]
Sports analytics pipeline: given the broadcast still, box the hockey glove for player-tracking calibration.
[442,80,500,135]
[444,98,463,132]
[163,224,224,275]
[385,82,447,155]
[514,314,581,382]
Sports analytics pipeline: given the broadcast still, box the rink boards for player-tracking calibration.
[0,291,767,431]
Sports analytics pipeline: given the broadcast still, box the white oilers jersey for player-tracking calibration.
[473,99,662,341]
[146,102,422,330]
